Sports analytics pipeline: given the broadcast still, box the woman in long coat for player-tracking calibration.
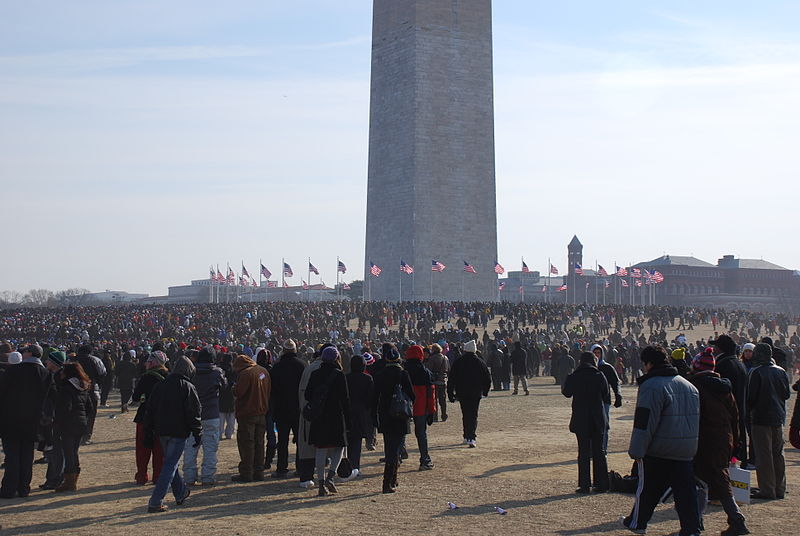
[53,362,94,492]
[345,354,374,478]
[371,349,414,493]
[305,346,351,496]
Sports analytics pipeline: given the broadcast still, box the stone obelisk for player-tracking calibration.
[364,0,498,301]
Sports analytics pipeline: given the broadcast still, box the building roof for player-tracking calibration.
[568,235,582,248]
[721,258,787,270]
[635,255,715,268]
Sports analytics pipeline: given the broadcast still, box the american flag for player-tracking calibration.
[252,278,258,288]
[282,281,289,288]
[227,267,235,284]
[337,260,347,273]
[652,271,665,283]
[550,264,559,275]
[209,266,215,280]
[621,279,629,288]
[604,280,610,288]
[267,281,277,288]
[239,276,246,286]
[283,262,294,277]
[216,266,224,283]
[541,286,546,292]
[635,280,643,287]
[643,269,652,281]
[260,264,272,279]
[370,262,382,277]
[494,261,505,275]
[432,260,446,272]
[574,263,584,275]
[518,285,524,294]
[557,284,568,291]
[463,261,477,274]
[343,283,351,290]
[498,281,506,290]
[522,261,530,273]
[585,282,590,288]
[308,262,319,275]
[631,268,642,278]
[302,280,309,290]
[615,265,628,277]
[597,265,608,277]
[400,260,414,274]
[241,264,250,279]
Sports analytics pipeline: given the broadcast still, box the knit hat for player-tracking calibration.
[321,346,340,363]
[21,344,43,358]
[405,345,424,361]
[283,339,297,352]
[198,345,216,364]
[463,340,477,353]
[128,349,137,358]
[710,334,736,355]
[742,343,755,352]
[640,345,668,365]
[47,350,67,369]
[671,348,686,361]
[362,352,375,366]
[752,343,772,365]
[147,350,168,367]
[579,351,596,365]
[7,351,22,365]
[692,349,715,372]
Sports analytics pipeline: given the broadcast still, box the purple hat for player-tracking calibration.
[321,346,340,363]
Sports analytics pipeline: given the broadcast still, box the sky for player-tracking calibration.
[2,1,799,296]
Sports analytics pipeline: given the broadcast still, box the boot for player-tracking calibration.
[265,446,276,470]
[391,462,399,489]
[382,463,395,494]
[324,471,338,494]
[317,479,329,497]
[721,515,750,535]
[55,473,77,493]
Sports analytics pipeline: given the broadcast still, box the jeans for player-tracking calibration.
[0,435,35,497]
[459,397,481,440]
[61,434,82,474]
[276,419,298,473]
[576,431,608,490]
[236,415,266,479]
[183,418,220,484]
[220,412,236,439]
[602,403,611,454]
[149,436,187,508]
[412,415,431,464]
[265,412,277,450]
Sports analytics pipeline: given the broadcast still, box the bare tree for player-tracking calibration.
[0,290,24,307]
[23,288,56,307]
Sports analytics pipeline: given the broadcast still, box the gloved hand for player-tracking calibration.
[790,425,800,450]
[426,414,434,426]
[192,433,202,448]
[614,395,623,408]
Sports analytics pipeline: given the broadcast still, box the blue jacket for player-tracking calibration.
[628,363,699,461]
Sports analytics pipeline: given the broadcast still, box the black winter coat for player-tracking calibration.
[306,363,351,447]
[54,379,93,437]
[145,372,202,439]
[716,354,747,436]
[747,362,790,426]
[218,363,236,414]
[372,363,414,435]
[562,364,610,435]
[346,370,374,438]
[511,346,528,376]
[269,352,306,424]
[132,368,167,424]
[115,360,139,391]
[0,362,55,440]
[447,352,491,400]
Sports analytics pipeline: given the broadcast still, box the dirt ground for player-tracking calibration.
[1,323,797,535]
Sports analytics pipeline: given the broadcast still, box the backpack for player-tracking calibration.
[388,382,413,419]
[302,370,337,422]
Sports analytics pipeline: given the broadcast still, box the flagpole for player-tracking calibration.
[547,257,550,304]
[336,257,340,300]
[399,259,403,302]
[282,258,286,301]
[594,260,598,305]
[430,263,433,302]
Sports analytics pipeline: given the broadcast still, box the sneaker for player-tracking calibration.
[441,414,448,422]
[618,516,646,534]
[467,439,476,448]
[342,469,360,482]
[147,504,168,513]
[419,461,434,471]
[299,480,315,489]
[176,487,190,506]
[462,438,469,445]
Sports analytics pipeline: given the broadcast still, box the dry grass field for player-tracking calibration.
[1,320,797,535]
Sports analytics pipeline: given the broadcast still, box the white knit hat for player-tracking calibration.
[463,340,477,353]
[742,343,755,352]
[7,351,22,365]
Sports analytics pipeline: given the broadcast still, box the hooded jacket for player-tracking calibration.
[746,352,790,427]
[0,360,55,439]
[145,357,202,439]
[404,346,436,417]
[269,350,306,423]
[54,377,94,435]
[193,361,227,421]
[628,363,699,461]
[562,362,610,436]
[590,344,621,401]
[346,355,374,437]
[447,351,491,401]
[233,354,270,418]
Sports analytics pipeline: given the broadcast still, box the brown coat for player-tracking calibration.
[233,355,270,418]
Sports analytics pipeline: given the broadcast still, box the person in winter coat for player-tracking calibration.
[447,339,491,448]
[305,346,351,497]
[790,379,800,450]
[404,345,436,470]
[183,346,226,486]
[562,351,610,493]
[687,352,749,536]
[746,343,790,500]
[371,347,414,493]
[621,345,701,536]
[0,344,55,499]
[52,362,94,493]
[670,347,691,378]
[115,351,139,413]
[296,345,326,488]
[218,353,237,440]
[231,353,271,482]
[40,351,67,490]
[510,341,529,395]
[486,343,504,391]
[268,339,306,478]
[554,348,575,387]
[71,344,106,445]
[345,354,374,478]
[144,356,201,513]
[712,334,748,463]
[425,344,449,421]
[590,344,623,454]
[131,352,167,485]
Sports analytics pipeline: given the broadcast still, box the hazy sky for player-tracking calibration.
[2,1,799,296]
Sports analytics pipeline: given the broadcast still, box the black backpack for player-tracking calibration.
[388,383,413,419]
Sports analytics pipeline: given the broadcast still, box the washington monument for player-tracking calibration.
[364,0,499,301]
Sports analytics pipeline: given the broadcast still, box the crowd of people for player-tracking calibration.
[0,301,798,535]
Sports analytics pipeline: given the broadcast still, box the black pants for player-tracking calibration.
[434,383,447,419]
[347,430,363,470]
[61,434,82,474]
[383,432,404,464]
[0,435,35,497]
[576,432,608,490]
[120,389,133,409]
[275,419,298,473]
[459,397,481,440]
[100,381,113,406]
[83,395,98,442]
[625,457,700,536]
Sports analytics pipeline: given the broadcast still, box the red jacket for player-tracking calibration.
[404,346,437,417]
